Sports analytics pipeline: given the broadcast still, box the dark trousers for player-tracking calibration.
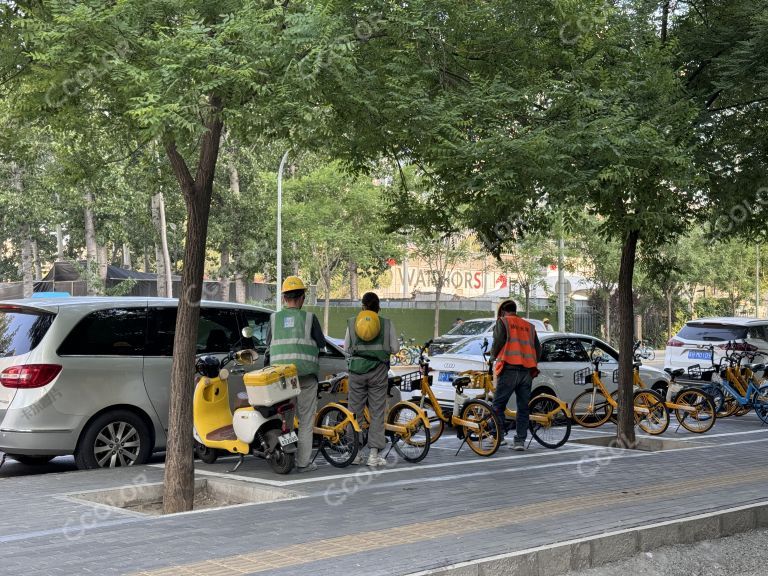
[492,367,532,442]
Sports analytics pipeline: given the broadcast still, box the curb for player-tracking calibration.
[404,500,768,576]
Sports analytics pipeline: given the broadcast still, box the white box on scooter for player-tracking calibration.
[232,408,267,444]
[243,365,301,407]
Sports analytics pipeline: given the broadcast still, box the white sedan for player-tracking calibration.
[421,332,670,407]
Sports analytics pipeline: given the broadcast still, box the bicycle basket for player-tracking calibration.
[687,364,702,379]
[574,367,594,386]
[397,371,422,393]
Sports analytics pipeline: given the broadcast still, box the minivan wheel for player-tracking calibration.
[75,410,152,469]
[6,454,55,466]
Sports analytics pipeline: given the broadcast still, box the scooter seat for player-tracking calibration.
[234,392,250,410]
[207,425,237,442]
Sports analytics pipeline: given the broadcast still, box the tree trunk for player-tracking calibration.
[155,243,168,297]
[323,272,331,334]
[604,291,611,343]
[56,224,65,260]
[30,240,41,281]
[84,192,99,295]
[235,274,247,304]
[666,291,673,340]
[349,260,359,301]
[434,282,442,338]
[151,192,173,298]
[20,232,34,298]
[122,242,132,269]
[97,245,109,291]
[524,285,530,317]
[218,247,230,302]
[616,230,639,448]
[162,102,223,514]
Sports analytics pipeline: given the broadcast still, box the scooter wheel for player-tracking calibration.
[194,442,218,464]
[265,430,295,474]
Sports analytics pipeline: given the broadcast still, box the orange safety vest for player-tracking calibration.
[494,315,538,375]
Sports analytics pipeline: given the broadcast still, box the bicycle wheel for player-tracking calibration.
[418,397,446,444]
[388,403,431,463]
[460,399,501,457]
[673,388,716,433]
[571,389,612,428]
[633,390,669,435]
[701,383,725,414]
[317,405,359,468]
[390,353,400,366]
[528,396,571,449]
[396,349,410,365]
[755,385,768,425]
[646,349,656,361]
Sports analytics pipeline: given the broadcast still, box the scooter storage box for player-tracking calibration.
[244,365,300,407]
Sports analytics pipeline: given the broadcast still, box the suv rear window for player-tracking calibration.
[447,321,493,336]
[0,308,56,357]
[678,323,748,342]
[58,308,147,356]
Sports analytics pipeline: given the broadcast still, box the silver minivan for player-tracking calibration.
[0,297,347,469]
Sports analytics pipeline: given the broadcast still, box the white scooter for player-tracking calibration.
[192,349,299,474]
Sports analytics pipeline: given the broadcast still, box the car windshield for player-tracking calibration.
[447,338,488,356]
[446,320,493,336]
[678,324,748,342]
[0,307,56,357]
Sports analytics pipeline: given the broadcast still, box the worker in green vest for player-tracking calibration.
[266,276,325,473]
[344,292,399,467]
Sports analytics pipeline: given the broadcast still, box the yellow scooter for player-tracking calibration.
[192,349,299,474]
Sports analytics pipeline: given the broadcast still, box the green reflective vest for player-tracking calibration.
[347,316,392,375]
[269,308,320,376]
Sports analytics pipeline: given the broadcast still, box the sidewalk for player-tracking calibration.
[1,414,767,576]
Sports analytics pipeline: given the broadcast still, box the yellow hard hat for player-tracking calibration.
[354,310,381,342]
[281,276,306,293]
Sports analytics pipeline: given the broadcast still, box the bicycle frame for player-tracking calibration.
[718,377,767,407]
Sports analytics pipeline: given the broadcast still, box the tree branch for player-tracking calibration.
[165,140,194,195]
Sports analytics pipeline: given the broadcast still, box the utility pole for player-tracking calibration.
[276,150,289,312]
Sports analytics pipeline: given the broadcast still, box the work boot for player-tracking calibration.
[366,448,387,467]
[295,462,318,473]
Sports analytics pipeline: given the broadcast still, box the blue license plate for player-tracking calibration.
[687,350,712,360]
[438,371,457,383]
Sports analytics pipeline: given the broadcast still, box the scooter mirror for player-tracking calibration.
[219,368,230,380]
[235,349,259,365]
[241,326,254,339]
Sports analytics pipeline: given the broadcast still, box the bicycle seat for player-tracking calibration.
[452,376,471,388]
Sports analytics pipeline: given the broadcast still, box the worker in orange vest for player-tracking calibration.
[489,299,542,451]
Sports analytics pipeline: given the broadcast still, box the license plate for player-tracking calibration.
[278,432,298,447]
[438,371,457,383]
[687,350,712,360]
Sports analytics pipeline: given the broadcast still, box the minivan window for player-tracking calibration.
[58,308,147,356]
[145,308,176,356]
[678,324,748,342]
[0,308,56,357]
[197,308,241,353]
[241,310,270,349]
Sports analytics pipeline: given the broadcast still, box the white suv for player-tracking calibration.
[664,317,768,371]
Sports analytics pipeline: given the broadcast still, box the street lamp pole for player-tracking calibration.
[276,150,289,312]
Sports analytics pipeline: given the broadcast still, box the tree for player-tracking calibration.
[500,232,554,317]
[410,230,472,338]
[285,162,401,331]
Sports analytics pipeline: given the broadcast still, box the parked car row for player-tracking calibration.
[424,333,670,407]
[428,317,546,356]
[0,297,347,469]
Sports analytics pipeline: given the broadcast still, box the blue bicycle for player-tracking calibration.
[713,343,768,424]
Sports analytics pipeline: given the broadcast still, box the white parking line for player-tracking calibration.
[157,445,601,487]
